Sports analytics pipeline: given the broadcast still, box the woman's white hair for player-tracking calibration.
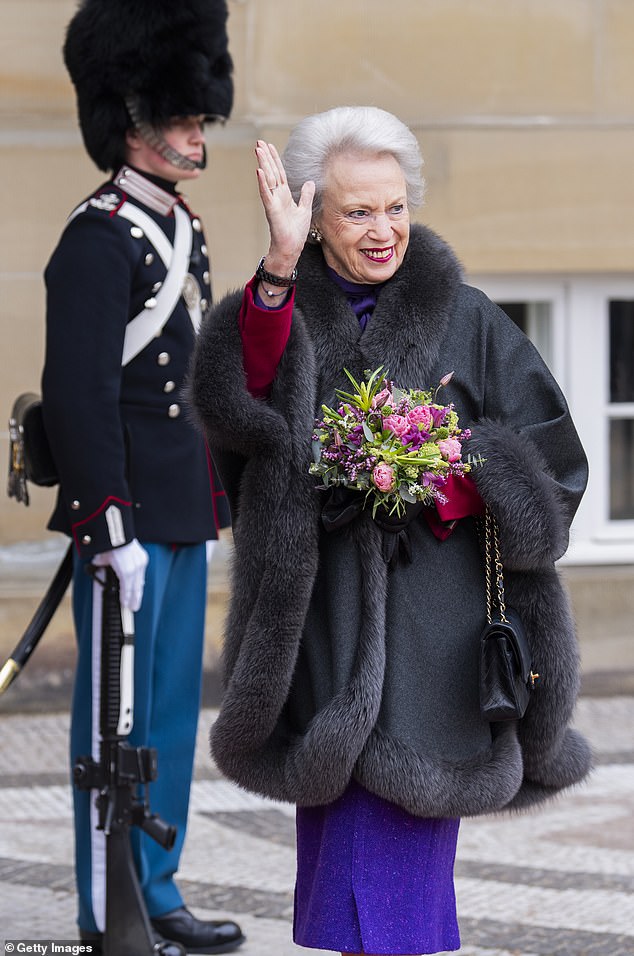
[282,106,425,217]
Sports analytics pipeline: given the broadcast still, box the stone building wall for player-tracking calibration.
[1,0,633,542]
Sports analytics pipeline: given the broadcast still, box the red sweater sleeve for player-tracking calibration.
[424,473,485,541]
[239,276,294,398]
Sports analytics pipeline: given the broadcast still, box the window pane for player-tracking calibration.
[610,300,634,402]
[610,418,634,520]
[497,300,553,368]
[498,301,527,332]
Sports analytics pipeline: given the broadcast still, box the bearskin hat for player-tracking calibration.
[63,0,233,171]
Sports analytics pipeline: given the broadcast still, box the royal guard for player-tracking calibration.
[41,1,244,952]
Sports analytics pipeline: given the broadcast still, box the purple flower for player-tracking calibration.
[348,425,364,446]
[401,425,424,449]
[421,471,447,488]
[431,406,448,427]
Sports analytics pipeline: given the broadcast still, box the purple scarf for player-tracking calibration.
[327,267,384,331]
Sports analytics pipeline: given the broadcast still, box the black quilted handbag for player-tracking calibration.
[479,510,539,721]
[7,392,58,505]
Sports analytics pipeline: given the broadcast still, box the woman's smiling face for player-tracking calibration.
[314,151,410,284]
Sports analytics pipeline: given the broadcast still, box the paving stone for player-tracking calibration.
[0,700,633,954]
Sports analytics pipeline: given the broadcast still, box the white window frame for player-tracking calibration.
[567,278,634,561]
[470,274,634,566]
[469,276,567,387]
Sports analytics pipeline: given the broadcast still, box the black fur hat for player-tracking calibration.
[64,0,233,171]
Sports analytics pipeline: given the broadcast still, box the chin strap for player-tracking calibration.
[125,95,215,171]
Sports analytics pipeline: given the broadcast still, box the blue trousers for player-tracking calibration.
[70,542,207,933]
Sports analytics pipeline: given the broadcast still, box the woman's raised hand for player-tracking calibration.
[255,140,315,276]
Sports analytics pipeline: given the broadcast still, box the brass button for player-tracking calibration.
[200,298,208,311]
[151,281,162,293]
[168,403,181,418]
[130,226,144,239]
[203,271,210,284]
[192,218,202,232]
[81,534,92,545]
[144,297,157,309]
[201,244,208,256]
[144,253,154,266]
[163,380,176,393]
[157,352,170,366]
[71,499,81,510]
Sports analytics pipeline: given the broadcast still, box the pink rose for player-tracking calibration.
[372,388,392,409]
[438,437,462,462]
[407,404,433,430]
[372,463,396,492]
[383,414,409,437]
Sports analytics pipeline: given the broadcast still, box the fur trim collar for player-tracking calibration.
[294,224,464,395]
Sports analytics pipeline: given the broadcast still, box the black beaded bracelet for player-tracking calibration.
[255,256,298,287]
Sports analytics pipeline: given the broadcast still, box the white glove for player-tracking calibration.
[92,538,149,612]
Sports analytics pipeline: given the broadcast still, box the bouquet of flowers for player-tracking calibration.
[310,367,477,518]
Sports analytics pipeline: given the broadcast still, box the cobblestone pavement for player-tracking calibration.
[0,698,632,956]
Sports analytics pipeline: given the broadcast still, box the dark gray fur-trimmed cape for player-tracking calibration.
[191,224,592,817]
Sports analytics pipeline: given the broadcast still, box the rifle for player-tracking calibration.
[73,566,185,956]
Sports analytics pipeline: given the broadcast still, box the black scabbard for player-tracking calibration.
[0,542,73,694]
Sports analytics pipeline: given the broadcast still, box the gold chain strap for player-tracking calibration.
[483,508,540,685]
[484,509,508,624]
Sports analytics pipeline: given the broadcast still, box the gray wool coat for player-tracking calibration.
[191,223,592,818]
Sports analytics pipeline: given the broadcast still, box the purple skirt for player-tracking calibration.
[293,781,460,955]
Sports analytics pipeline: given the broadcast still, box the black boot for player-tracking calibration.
[151,907,246,955]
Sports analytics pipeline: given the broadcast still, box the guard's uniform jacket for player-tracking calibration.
[42,166,229,556]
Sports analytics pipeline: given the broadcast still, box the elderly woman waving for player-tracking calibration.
[191,107,591,956]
